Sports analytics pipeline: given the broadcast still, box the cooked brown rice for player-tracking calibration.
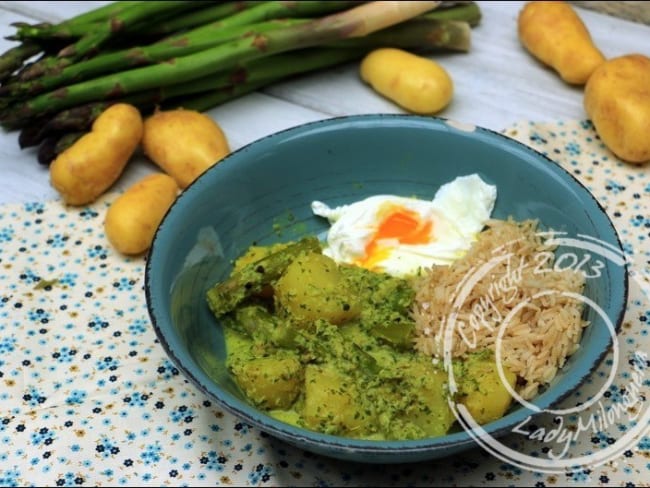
[412,218,588,400]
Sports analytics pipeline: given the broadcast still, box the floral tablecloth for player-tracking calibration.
[0,120,648,487]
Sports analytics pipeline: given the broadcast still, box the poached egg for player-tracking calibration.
[311,174,497,277]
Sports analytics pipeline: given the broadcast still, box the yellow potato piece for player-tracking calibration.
[459,355,517,425]
[360,48,453,114]
[584,54,650,164]
[49,103,143,205]
[275,252,361,326]
[231,353,303,410]
[142,108,230,188]
[302,364,369,435]
[518,1,605,85]
[104,173,179,255]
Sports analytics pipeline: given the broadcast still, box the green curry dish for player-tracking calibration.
[206,239,517,441]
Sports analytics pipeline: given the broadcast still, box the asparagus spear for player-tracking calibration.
[0,19,310,99]
[206,236,322,316]
[422,1,481,26]
[167,1,362,39]
[13,1,207,81]
[9,1,141,40]
[17,102,108,147]
[0,42,42,81]
[137,1,268,37]
[56,1,208,59]
[176,15,475,112]
[18,45,370,144]
[331,18,471,51]
[37,131,84,165]
[0,1,140,80]
[2,1,441,126]
[12,1,363,83]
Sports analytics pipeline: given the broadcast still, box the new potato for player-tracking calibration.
[142,108,230,188]
[518,1,605,85]
[584,54,650,164]
[49,103,143,205]
[104,173,179,255]
[360,48,453,114]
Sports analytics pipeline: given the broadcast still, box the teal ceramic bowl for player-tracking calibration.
[145,115,627,464]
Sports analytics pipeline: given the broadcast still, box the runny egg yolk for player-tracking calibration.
[358,206,433,270]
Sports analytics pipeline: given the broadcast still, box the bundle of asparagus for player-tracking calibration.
[0,1,481,164]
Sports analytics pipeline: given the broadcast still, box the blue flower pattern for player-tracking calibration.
[0,121,648,485]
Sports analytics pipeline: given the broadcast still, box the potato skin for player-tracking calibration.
[142,108,230,188]
[50,103,143,205]
[104,173,179,255]
[518,1,605,85]
[584,54,650,164]
[360,48,453,114]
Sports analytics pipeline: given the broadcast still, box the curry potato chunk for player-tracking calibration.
[275,252,361,325]
[457,353,516,425]
[302,363,371,435]
[230,351,303,410]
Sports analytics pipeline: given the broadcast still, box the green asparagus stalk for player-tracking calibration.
[164,47,370,112]
[0,42,42,81]
[58,1,142,26]
[12,1,362,83]
[0,2,141,80]
[206,236,322,316]
[56,1,208,59]
[15,2,207,82]
[37,131,84,165]
[422,1,481,26]
[9,1,141,40]
[11,1,360,44]
[167,78,276,112]
[331,17,471,51]
[0,19,310,99]
[9,20,107,41]
[18,116,49,148]
[17,45,371,143]
[136,1,267,38]
[2,1,441,126]
[173,15,475,112]
[164,0,363,41]
[17,102,107,147]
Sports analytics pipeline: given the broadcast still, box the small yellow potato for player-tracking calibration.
[360,48,453,114]
[518,1,605,85]
[142,108,230,188]
[50,103,143,205]
[104,173,179,255]
[584,54,650,164]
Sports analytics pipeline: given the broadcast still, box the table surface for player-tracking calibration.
[1,2,649,487]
